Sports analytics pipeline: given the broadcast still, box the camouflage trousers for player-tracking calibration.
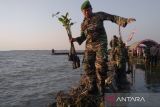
[83,42,108,94]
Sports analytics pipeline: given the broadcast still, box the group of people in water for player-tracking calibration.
[132,44,160,66]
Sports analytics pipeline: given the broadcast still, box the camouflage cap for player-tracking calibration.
[81,0,92,11]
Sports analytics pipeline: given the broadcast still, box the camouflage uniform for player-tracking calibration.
[114,42,127,68]
[76,12,128,94]
[110,36,119,48]
[114,41,128,86]
[110,36,119,61]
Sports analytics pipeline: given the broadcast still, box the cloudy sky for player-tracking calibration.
[0,0,160,50]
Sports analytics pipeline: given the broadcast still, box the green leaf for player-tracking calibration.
[58,18,65,24]
[70,23,74,26]
[58,17,63,22]
[56,12,60,15]
[66,12,69,17]
[56,12,75,27]
[62,15,66,19]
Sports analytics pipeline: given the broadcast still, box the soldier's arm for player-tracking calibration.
[74,22,87,45]
[75,31,86,45]
[98,12,136,27]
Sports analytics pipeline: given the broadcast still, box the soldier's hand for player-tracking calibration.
[127,18,136,24]
[70,38,76,43]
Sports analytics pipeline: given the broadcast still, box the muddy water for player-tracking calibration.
[0,50,159,107]
[126,61,160,93]
[121,61,160,107]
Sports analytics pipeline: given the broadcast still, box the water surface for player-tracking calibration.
[0,51,159,107]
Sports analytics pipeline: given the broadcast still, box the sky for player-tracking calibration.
[0,0,160,51]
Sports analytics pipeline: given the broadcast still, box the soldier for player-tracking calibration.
[110,35,119,48]
[71,0,135,95]
[114,41,129,86]
[110,35,119,61]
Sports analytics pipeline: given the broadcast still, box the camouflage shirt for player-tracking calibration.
[76,12,128,47]
[110,38,119,48]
